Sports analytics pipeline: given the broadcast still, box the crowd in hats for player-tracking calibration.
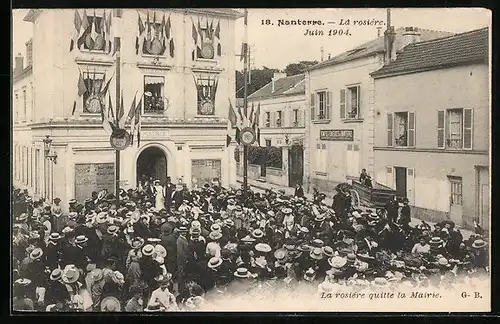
[11,179,489,312]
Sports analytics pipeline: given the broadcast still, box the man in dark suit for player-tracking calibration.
[176,227,190,301]
[294,183,304,198]
[164,176,175,211]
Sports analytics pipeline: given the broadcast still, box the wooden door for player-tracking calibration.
[288,144,304,187]
[394,167,407,198]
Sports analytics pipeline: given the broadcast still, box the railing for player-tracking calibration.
[395,138,408,147]
[446,138,462,149]
[346,110,359,119]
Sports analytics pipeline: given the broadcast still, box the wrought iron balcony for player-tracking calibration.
[446,138,462,149]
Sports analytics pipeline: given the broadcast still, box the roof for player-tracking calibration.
[308,27,454,71]
[371,27,489,78]
[13,66,33,83]
[248,74,305,100]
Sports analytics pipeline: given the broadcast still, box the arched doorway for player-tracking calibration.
[136,146,167,186]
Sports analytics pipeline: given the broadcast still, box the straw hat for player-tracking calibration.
[95,212,108,224]
[144,304,164,312]
[142,244,155,256]
[130,237,145,249]
[90,269,104,282]
[328,256,347,269]
[48,232,62,242]
[241,235,256,244]
[309,247,323,260]
[17,213,28,222]
[154,244,167,259]
[155,273,172,284]
[311,239,324,247]
[224,219,234,227]
[100,296,121,312]
[234,268,251,278]
[322,246,335,258]
[303,268,316,282]
[62,267,80,284]
[372,277,389,287]
[75,235,88,244]
[29,248,43,261]
[252,229,264,239]
[282,208,293,214]
[50,269,63,281]
[315,214,326,222]
[207,257,223,269]
[429,236,444,246]
[209,231,223,240]
[107,225,120,235]
[191,220,201,229]
[472,239,487,249]
[255,243,272,253]
[14,278,31,286]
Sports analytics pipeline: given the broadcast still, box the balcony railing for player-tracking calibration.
[346,110,359,119]
[395,138,408,147]
[446,138,463,149]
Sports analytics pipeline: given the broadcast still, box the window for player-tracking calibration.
[340,85,361,119]
[82,72,105,114]
[265,139,271,147]
[437,109,473,150]
[311,91,331,121]
[22,87,27,122]
[195,23,220,60]
[265,112,271,127]
[144,76,166,114]
[35,149,40,193]
[315,142,327,173]
[30,82,33,121]
[387,112,415,147]
[194,74,218,116]
[142,21,169,56]
[449,176,463,205]
[276,111,282,127]
[78,13,108,53]
[14,91,19,123]
[293,109,299,127]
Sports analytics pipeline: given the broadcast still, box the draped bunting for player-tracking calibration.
[136,10,174,58]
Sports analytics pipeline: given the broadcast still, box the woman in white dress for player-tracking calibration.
[154,180,165,211]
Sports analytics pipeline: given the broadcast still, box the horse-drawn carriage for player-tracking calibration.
[348,180,399,211]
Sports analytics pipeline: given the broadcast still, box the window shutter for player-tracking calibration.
[407,168,415,204]
[326,91,332,119]
[437,110,445,149]
[387,113,393,147]
[356,86,361,118]
[463,108,473,150]
[340,89,346,119]
[408,112,415,147]
[310,94,315,121]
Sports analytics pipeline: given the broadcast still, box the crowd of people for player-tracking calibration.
[12,177,489,312]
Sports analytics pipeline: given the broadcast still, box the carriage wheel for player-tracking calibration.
[350,189,360,208]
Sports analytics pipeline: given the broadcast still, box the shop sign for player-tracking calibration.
[320,129,354,141]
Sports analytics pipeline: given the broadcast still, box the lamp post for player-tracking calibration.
[43,135,57,201]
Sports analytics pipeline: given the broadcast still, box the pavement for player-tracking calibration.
[236,176,474,240]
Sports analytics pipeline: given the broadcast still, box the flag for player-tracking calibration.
[105,10,112,53]
[70,10,82,52]
[122,91,138,127]
[130,97,142,145]
[236,100,244,128]
[215,21,220,39]
[108,95,115,121]
[112,37,121,56]
[241,9,248,62]
[77,9,89,50]
[165,15,171,39]
[191,21,198,44]
[98,72,114,98]
[100,104,115,135]
[169,39,175,58]
[136,114,142,148]
[117,90,125,128]
[228,98,240,145]
[254,102,261,146]
[91,11,98,41]
[249,102,255,125]
[77,70,87,97]
[197,19,203,41]
[136,11,145,54]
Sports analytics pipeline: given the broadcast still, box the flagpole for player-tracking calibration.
[243,8,249,195]
[115,36,121,208]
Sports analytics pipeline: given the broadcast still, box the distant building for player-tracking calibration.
[371,27,490,229]
[304,26,454,193]
[13,9,243,210]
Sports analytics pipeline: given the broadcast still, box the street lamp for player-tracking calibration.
[43,135,58,164]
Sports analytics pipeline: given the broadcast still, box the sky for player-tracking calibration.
[13,8,491,70]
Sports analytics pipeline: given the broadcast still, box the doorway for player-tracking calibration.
[476,166,489,230]
[136,146,167,187]
[288,144,304,187]
[394,166,407,198]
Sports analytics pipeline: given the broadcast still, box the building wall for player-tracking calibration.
[249,93,306,147]
[305,55,382,193]
[14,9,240,210]
[373,64,490,227]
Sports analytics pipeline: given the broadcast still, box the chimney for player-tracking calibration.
[271,71,287,92]
[14,53,24,75]
[320,46,324,62]
[25,39,33,67]
[384,9,397,62]
[402,27,421,48]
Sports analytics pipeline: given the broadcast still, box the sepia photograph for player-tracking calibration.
[11,7,491,313]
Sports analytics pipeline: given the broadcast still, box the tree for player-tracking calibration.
[284,60,318,76]
[235,67,278,98]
